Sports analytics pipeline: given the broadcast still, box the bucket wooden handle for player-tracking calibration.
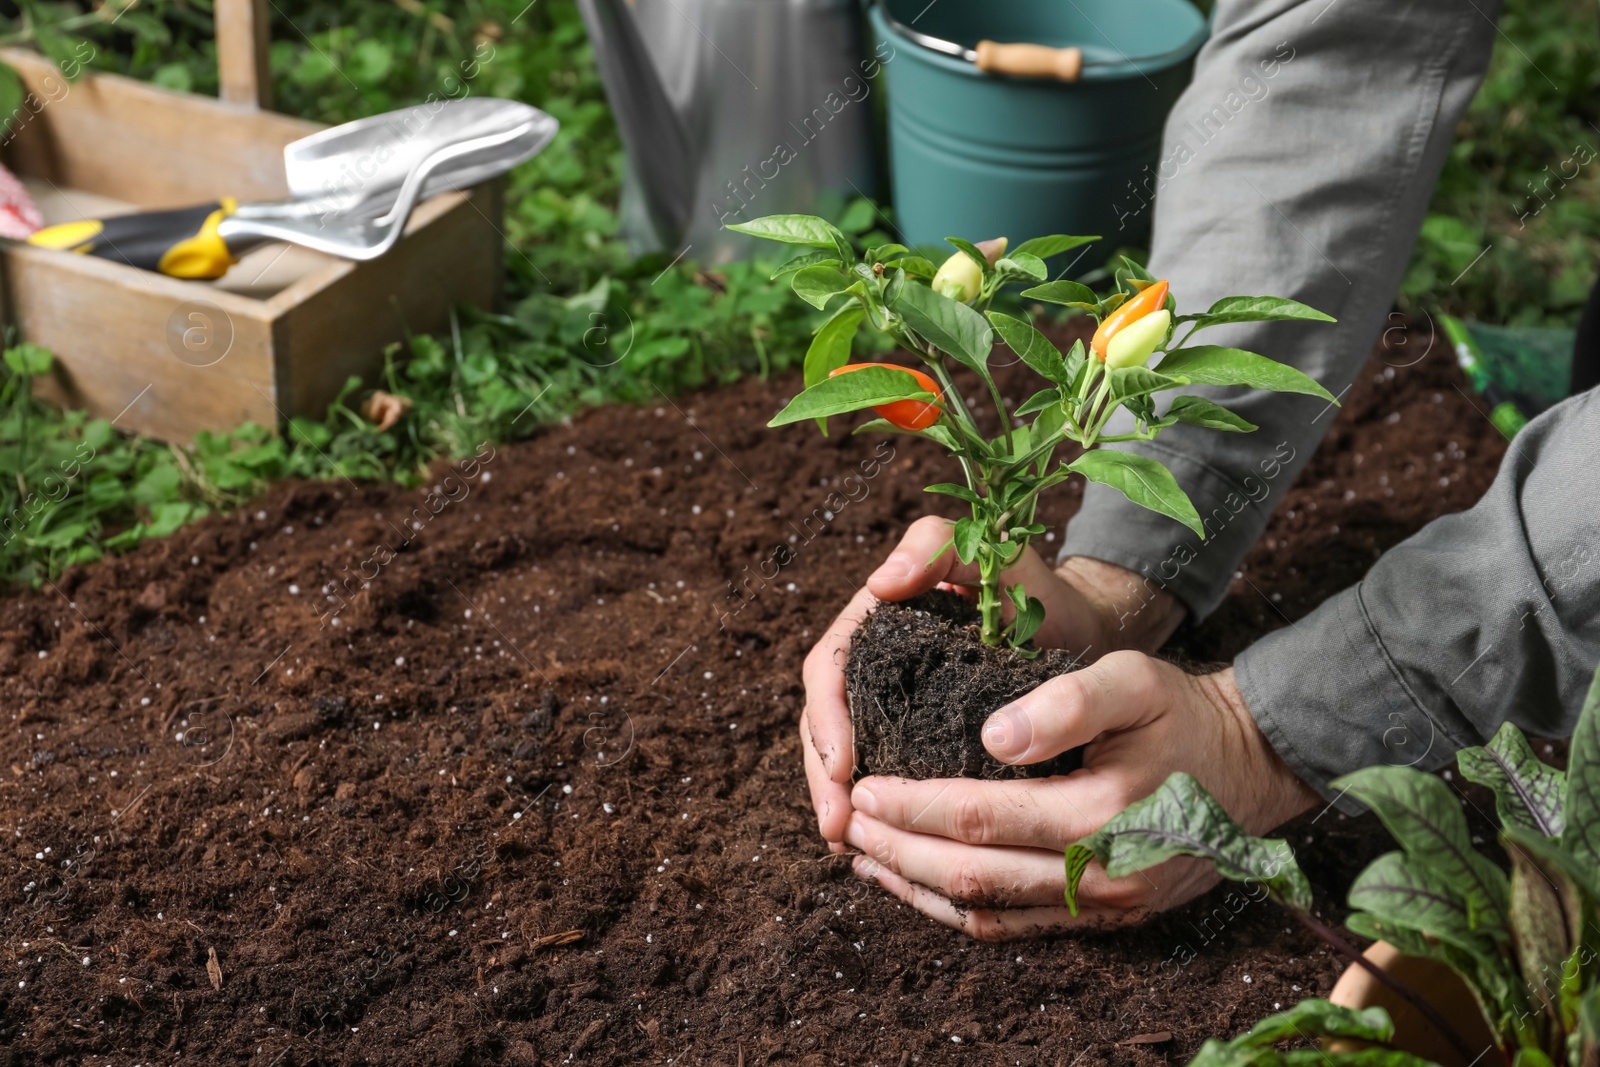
[974,41,1083,82]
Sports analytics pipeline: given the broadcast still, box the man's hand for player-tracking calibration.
[801,515,1185,853]
[843,657,1320,939]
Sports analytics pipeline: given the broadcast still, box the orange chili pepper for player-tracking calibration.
[829,363,943,431]
[1091,279,1170,360]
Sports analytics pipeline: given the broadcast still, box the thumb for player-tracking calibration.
[866,514,975,600]
[982,650,1168,765]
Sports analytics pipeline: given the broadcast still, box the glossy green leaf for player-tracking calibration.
[769,250,839,280]
[1021,280,1098,309]
[726,214,851,258]
[925,482,982,507]
[994,253,1048,283]
[886,255,938,278]
[1014,389,1061,418]
[945,236,993,277]
[1346,851,1496,958]
[852,418,961,451]
[1165,395,1258,433]
[803,307,863,390]
[1333,766,1510,930]
[1456,721,1566,838]
[1176,296,1336,329]
[1012,234,1098,261]
[1066,450,1203,538]
[769,366,935,427]
[791,265,857,310]
[988,312,1071,387]
[952,517,984,565]
[891,282,995,373]
[1063,772,1309,916]
[1006,584,1045,648]
[1106,367,1185,407]
[1154,346,1337,402]
[1232,1000,1395,1045]
[1565,660,1600,871]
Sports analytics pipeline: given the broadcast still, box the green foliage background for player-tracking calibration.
[0,0,1594,583]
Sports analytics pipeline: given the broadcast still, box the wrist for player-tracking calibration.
[1193,666,1321,835]
[1055,555,1186,654]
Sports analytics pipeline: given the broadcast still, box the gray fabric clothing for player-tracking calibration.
[1237,390,1600,810]
[1060,0,1501,623]
[1054,0,1600,802]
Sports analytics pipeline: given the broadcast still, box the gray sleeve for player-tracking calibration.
[1059,0,1500,622]
[1236,390,1600,810]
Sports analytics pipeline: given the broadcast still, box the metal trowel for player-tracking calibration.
[26,97,559,280]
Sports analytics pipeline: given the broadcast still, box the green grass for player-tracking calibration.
[0,0,1595,584]
[1401,0,1600,327]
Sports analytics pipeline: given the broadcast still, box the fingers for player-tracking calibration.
[800,585,875,780]
[852,773,1117,849]
[865,515,972,600]
[844,811,1066,907]
[802,709,850,849]
[983,650,1170,766]
[852,856,1113,940]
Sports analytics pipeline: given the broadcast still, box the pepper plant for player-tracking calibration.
[1063,663,1600,1067]
[728,214,1338,653]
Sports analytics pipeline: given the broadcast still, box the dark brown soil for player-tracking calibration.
[0,318,1509,1066]
[846,591,1082,780]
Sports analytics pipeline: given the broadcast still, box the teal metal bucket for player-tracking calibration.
[869,0,1208,265]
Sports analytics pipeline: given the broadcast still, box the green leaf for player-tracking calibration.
[791,265,857,310]
[1232,1000,1395,1045]
[769,366,936,427]
[1021,280,1098,308]
[1012,234,1098,261]
[726,214,851,259]
[1346,851,1497,959]
[891,282,994,373]
[1066,450,1203,538]
[1508,842,1574,1024]
[886,255,938,279]
[4,344,53,378]
[1456,722,1565,838]
[993,253,1048,283]
[1176,295,1336,330]
[1165,395,1258,433]
[1006,584,1045,648]
[1106,367,1184,407]
[852,418,961,451]
[988,312,1071,387]
[770,250,840,280]
[1333,766,1510,931]
[1565,661,1600,871]
[0,63,23,137]
[804,307,863,390]
[952,517,984,565]
[945,236,992,277]
[838,198,877,234]
[1154,346,1337,403]
[1063,772,1309,916]
[1014,389,1061,418]
[925,482,982,507]
[1117,256,1157,286]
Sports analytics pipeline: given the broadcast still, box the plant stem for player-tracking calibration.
[1292,910,1488,1065]
[976,536,1005,646]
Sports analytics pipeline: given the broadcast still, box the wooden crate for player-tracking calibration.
[0,0,505,443]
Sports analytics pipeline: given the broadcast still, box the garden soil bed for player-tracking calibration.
[1,320,1512,1066]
